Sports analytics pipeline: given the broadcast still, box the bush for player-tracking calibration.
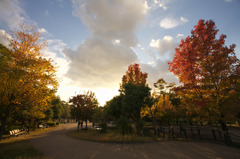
[116,117,131,136]
[46,121,56,127]
[136,120,145,136]
[100,122,107,133]
[143,128,154,137]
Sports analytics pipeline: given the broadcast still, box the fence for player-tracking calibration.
[148,125,240,145]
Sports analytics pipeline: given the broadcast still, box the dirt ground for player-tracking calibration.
[31,123,240,159]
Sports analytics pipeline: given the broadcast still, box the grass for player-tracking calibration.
[0,140,43,159]
[0,125,61,159]
[66,129,162,143]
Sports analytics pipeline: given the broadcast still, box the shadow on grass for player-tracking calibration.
[66,129,163,143]
[0,140,43,159]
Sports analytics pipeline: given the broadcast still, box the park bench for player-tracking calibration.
[39,124,48,128]
[9,129,26,137]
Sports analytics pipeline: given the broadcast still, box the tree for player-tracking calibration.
[0,23,57,139]
[142,79,178,127]
[61,101,71,120]
[119,63,150,135]
[120,63,148,91]
[168,19,240,132]
[51,95,63,121]
[105,95,123,120]
[122,83,151,135]
[69,91,98,130]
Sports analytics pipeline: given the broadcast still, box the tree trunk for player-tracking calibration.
[220,121,232,145]
[77,121,80,130]
[33,119,36,131]
[152,117,156,128]
[0,117,7,140]
[85,120,88,130]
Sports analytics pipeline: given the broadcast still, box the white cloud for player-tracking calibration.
[153,0,169,10]
[113,39,120,45]
[160,17,179,29]
[72,0,149,47]
[160,17,188,29]
[62,37,137,89]
[148,61,155,65]
[0,30,11,47]
[38,28,48,33]
[180,16,188,23]
[0,0,27,28]
[150,35,177,58]
[177,34,184,38]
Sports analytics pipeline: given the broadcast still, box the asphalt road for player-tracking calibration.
[31,123,240,159]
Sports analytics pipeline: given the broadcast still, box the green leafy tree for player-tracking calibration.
[122,83,151,135]
[51,96,63,120]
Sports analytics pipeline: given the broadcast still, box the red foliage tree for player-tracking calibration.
[69,91,98,130]
[168,19,240,132]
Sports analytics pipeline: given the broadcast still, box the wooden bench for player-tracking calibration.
[9,129,26,137]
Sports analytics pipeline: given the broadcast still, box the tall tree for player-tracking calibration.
[168,19,240,132]
[119,64,150,134]
[0,23,58,139]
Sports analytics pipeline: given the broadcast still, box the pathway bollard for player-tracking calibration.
[197,128,201,140]
[172,128,174,139]
[163,128,165,138]
[212,129,217,141]
[184,129,187,139]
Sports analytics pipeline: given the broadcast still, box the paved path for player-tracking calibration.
[31,123,240,159]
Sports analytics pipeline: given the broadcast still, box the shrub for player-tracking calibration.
[46,121,56,127]
[116,117,131,136]
[100,122,107,133]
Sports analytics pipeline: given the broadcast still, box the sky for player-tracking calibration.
[0,0,240,106]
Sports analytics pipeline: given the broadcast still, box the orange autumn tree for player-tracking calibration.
[120,63,148,89]
[0,23,58,139]
[168,19,240,132]
[141,78,177,127]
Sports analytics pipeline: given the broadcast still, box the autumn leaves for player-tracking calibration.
[0,24,57,140]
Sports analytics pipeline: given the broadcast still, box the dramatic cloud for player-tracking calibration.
[65,0,149,90]
[72,0,149,47]
[62,37,137,89]
[160,17,188,29]
[0,0,27,28]
[150,35,177,58]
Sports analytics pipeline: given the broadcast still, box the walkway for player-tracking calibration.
[31,123,240,159]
